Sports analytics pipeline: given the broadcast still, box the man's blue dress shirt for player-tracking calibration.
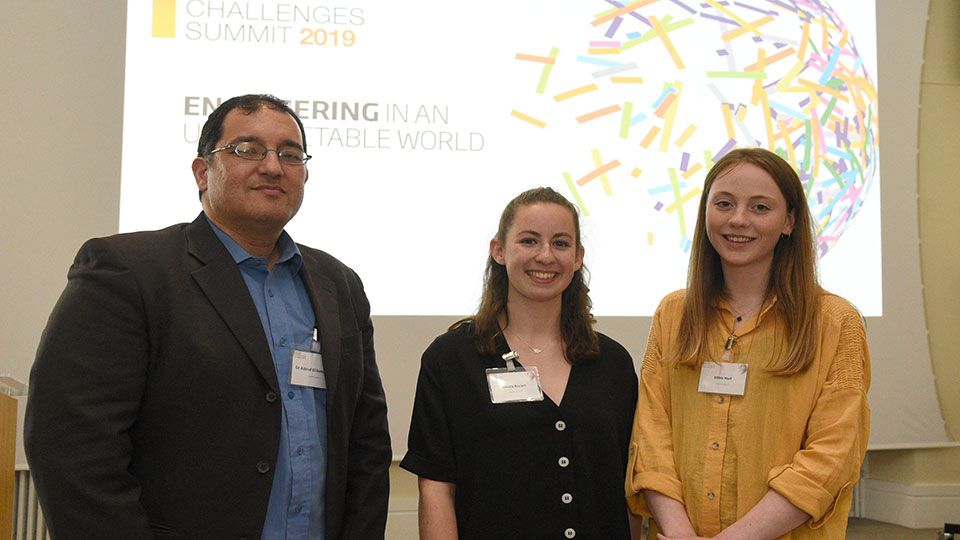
[209,218,327,540]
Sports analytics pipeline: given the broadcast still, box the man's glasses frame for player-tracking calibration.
[208,141,312,166]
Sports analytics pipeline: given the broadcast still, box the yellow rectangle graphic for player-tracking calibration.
[665,187,702,213]
[153,0,176,38]
[511,110,546,128]
[554,84,599,102]
[640,126,661,148]
[722,15,774,42]
[576,160,621,186]
[589,47,621,55]
[515,53,556,65]
[798,78,850,102]
[576,104,622,124]
[592,0,660,27]
[674,124,697,146]
[722,103,736,139]
[649,15,684,69]
[681,163,703,179]
[654,92,677,118]
[745,47,796,71]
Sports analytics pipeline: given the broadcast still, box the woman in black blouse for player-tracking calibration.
[400,187,640,540]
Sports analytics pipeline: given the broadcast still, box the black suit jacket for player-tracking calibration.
[25,214,391,540]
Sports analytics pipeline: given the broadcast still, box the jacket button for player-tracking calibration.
[265,392,277,403]
[256,461,271,473]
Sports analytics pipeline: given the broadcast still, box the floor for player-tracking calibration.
[846,518,942,540]
[632,517,944,539]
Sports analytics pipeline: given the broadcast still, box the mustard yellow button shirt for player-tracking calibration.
[626,290,870,539]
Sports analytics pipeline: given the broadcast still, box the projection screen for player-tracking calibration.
[121,0,949,453]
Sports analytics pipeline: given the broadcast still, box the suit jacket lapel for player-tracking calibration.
[298,257,341,399]
[185,214,280,393]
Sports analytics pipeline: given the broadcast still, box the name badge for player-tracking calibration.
[486,367,544,404]
[291,349,326,389]
[697,361,748,396]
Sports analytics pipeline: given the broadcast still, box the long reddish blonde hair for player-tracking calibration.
[670,148,821,375]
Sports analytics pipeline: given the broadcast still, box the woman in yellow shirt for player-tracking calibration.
[626,148,870,540]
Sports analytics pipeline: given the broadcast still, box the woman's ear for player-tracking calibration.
[490,237,505,265]
[783,209,796,236]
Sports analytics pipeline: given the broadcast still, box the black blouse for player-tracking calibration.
[400,324,638,540]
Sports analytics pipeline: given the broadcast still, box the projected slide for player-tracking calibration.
[122,0,879,315]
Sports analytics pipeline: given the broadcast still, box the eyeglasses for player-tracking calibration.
[208,141,311,165]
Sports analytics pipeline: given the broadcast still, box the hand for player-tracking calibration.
[657,534,712,540]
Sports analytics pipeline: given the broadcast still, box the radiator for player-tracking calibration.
[13,470,50,540]
[8,467,863,539]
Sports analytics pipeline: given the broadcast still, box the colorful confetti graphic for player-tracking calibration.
[512,0,878,257]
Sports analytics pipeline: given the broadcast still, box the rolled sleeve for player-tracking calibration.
[767,301,870,526]
[626,300,684,516]
[400,340,458,483]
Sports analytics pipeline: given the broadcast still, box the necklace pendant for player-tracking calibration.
[532,347,543,354]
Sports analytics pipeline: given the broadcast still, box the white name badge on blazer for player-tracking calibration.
[291,350,327,389]
[486,367,544,403]
[697,361,748,396]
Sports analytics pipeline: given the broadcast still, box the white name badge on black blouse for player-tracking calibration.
[697,361,748,396]
[291,350,327,389]
[485,367,544,403]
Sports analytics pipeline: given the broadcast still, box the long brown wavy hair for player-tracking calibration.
[670,148,821,375]
[451,187,599,364]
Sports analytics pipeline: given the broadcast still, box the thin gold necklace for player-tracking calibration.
[730,299,764,323]
[506,326,554,354]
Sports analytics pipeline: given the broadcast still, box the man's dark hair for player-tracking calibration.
[196,94,307,157]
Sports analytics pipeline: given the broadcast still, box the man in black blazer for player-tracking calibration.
[25,94,391,540]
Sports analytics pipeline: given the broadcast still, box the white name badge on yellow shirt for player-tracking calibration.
[698,361,748,396]
[291,350,327,389]
[485,367,544,404]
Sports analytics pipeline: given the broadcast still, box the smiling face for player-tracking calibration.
[192,106,309,238]
[705,162,795,280]
[490,202,585,307]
